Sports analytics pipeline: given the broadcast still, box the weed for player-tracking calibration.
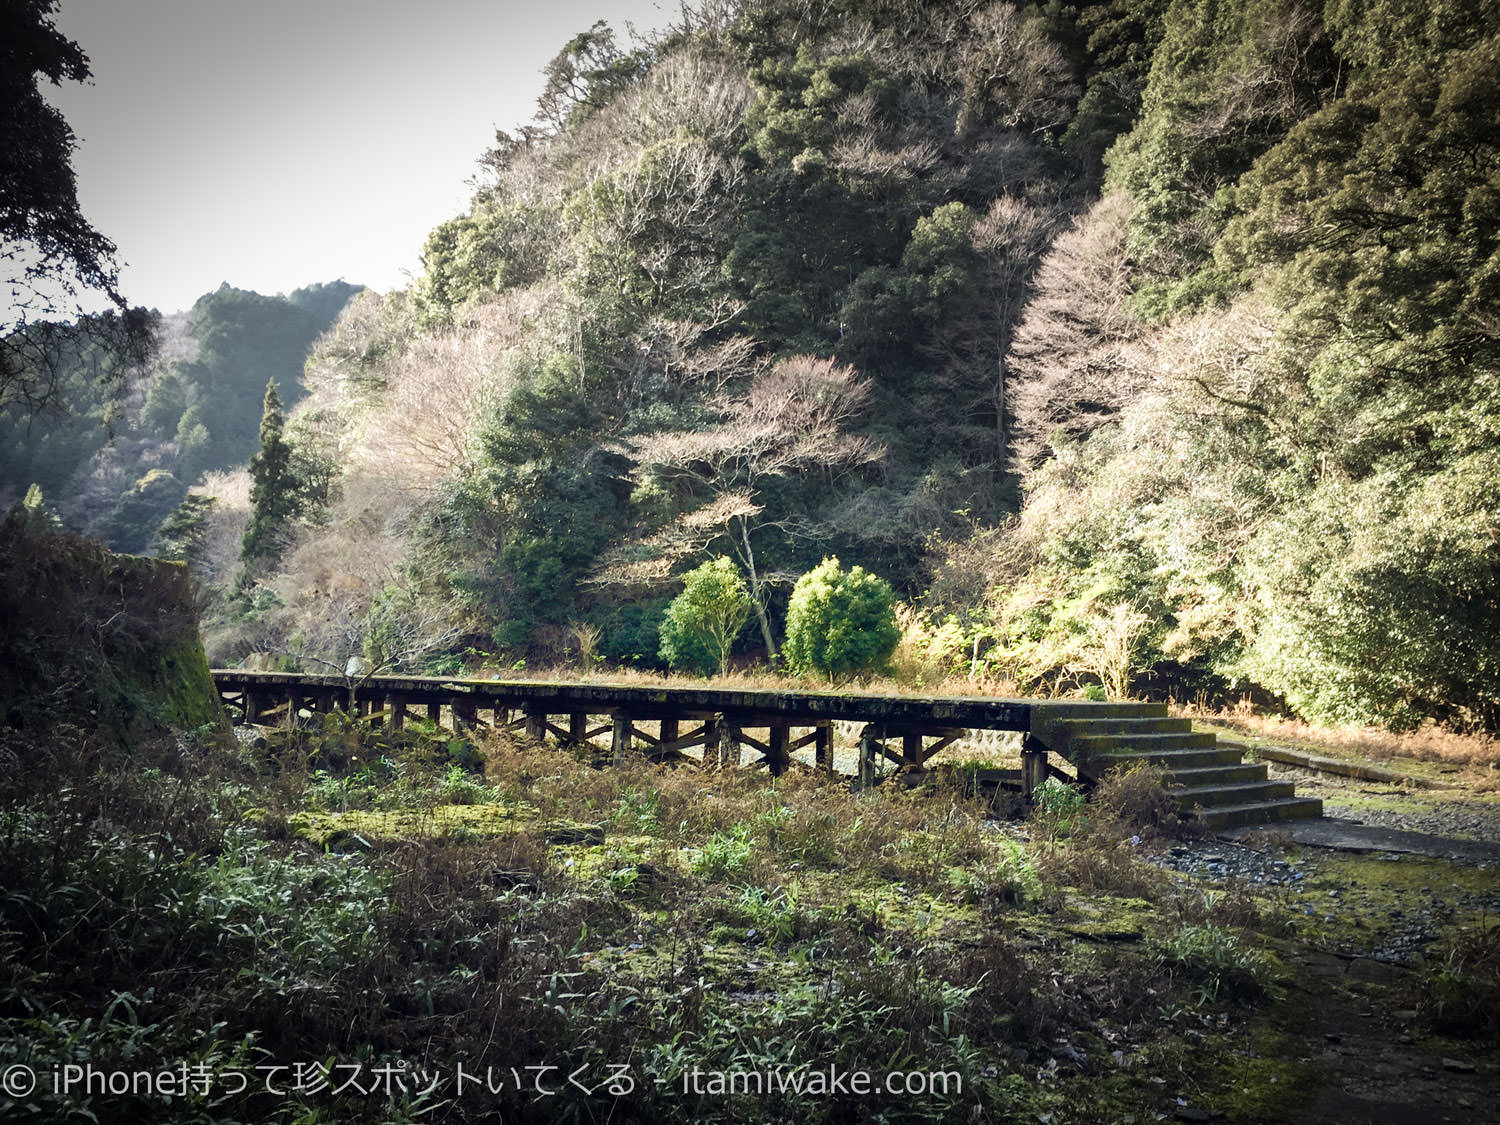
[1418,922,1500,1037]
[689,823,754,882]
[1152,923,1272,1005]
[1030,777,1086,842]
[1093,761,1179,838]
[610,785,662,834]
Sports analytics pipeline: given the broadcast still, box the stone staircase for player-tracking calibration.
[1031,703,1322,831]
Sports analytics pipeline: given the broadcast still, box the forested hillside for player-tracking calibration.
[184,0,1497,732]
[0,280,359,551]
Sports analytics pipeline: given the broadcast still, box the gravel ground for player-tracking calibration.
[1266,762,1500,844]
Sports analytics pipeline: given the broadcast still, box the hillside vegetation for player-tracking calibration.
[0,281,359,552]
[162,0,1497,733]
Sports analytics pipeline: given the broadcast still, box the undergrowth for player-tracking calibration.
[0,717,1403,1123]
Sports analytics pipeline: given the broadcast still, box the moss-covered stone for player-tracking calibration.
[0,520,229,746]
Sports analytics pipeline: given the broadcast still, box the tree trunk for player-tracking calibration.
[735,518,778,661]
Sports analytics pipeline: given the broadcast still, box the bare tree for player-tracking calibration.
[927,194,1055,479]
[956,1,1079,136]
[608,355,884,657]
[1006,193,1147,471]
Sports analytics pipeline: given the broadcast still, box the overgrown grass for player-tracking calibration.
[1187,709,1500,772]
[6,717,1471,1123]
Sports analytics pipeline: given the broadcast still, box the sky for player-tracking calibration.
[44,0,670,315]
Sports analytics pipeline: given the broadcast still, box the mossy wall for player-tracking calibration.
[0,519,229,745]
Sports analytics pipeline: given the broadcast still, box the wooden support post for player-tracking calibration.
[858,725,880,787]
[702,716,721,768]
[525,706,547,743]
[902,731,924,770]
[768,721,790,777]
[814,722,833,773]
[388,697,406,731]
[1021,734,1049,801]
[659,716,679,750]
[427,701,442,727]
[243,689,262,724]
[285,691,299,728]
[718,719,739,769]
[569,712,588,744]
[612,714,634,762]
[454,699,477,730]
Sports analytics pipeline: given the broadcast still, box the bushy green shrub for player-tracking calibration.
[783,556,900,680]
[659,557,753,676]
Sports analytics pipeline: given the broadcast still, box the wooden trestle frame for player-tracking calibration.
[214,670,1112,792]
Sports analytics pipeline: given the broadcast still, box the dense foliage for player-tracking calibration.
[0,281,357,553]
[659,556,754,675]
[62,0,1495,732]
[784,556,900,680]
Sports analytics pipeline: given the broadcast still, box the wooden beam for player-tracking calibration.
[716,718,740,769]
[524,706,547,742]
[859,725,879,787]
[736,729,771,756]
[814,722,833,772]
[1021,734,1048,800]
[902,731,924,768]
[612,714,634,761]
[922,733,962,759]
[702,716,721,767]
[767,721,790,776]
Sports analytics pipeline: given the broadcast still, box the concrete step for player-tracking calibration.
[1171,780,1296,810]
[1087,747,1246,773]
[1051,716,1194,736]
[1190,797,1325,832]
[1160,763,1269,786]
[1073,731,1218,755]
[1032,701,1170,721]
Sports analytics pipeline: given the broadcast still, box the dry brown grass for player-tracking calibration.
[470,659,1035,702]
[1183,709,1500,772]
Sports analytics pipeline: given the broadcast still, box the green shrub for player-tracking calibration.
[659,557,753,676]
[783,556,900,680]
[689,824,754,882]
[1029,777,1086,841]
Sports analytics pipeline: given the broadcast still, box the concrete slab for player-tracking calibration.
[1223,817,1500,864]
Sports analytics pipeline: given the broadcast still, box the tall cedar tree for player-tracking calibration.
[241,380,297,566]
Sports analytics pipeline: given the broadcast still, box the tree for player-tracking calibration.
[241,381,298,567]
[154,492,215,569]
[2,0,151,410]
[1006,193,1146,471]
[783,556,900,681]
[618,355,883,658]
[659,556,753,676]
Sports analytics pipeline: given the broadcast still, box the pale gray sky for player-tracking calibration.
[45,0,669,313]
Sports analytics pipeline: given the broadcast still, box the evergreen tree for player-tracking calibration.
[241,380,298,567]
[784,557,900,681]
[154,492,215,568]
